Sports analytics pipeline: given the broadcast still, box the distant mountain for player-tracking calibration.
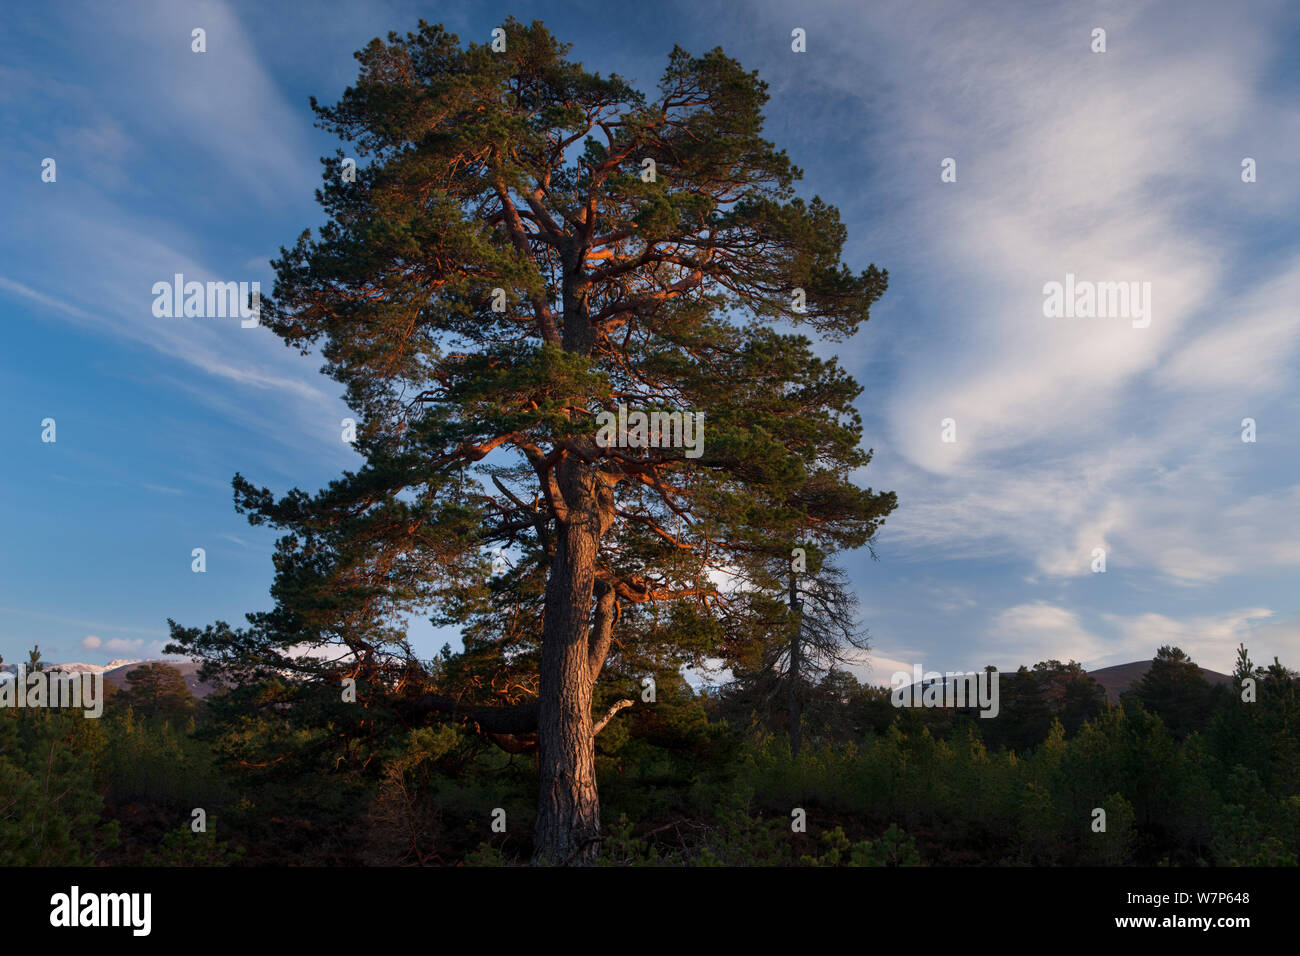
[1087,661,1232,703]
[1,659,216,698]
[2,657,143,677]
[1,657,1233,705]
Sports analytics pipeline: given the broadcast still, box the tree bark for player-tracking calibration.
[789,570,802,758]
[531,455,610,865]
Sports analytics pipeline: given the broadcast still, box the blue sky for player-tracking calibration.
[2,0,1298,681]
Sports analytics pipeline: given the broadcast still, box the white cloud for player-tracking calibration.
[82,0,313,203]
[100,637,167,655]
[986,602,1107,669]
[1100,607,1278,673]
[1158,256,1300,393]
[853,651,919,688]
[798,0,1300,590]
[978,602,1282,674]
[0,0,357,475]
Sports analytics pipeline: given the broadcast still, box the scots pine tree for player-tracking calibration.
[1125,645,1220,740]
[168,18,895,864]
[719,555,869,756]
[118,663,197,724]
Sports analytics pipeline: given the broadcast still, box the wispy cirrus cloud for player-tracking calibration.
[795,0,1300,590]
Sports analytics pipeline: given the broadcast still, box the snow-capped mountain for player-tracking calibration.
[1,658,143,678]
[0,659,214,697]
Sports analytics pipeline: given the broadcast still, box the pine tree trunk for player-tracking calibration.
[531,457,606,865]
[789,571,802,758]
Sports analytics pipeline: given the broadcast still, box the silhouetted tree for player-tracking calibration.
[1032,659,1106,736]
[1124,645,1221,739]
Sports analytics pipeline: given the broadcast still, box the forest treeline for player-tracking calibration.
[1,643,1296,866]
